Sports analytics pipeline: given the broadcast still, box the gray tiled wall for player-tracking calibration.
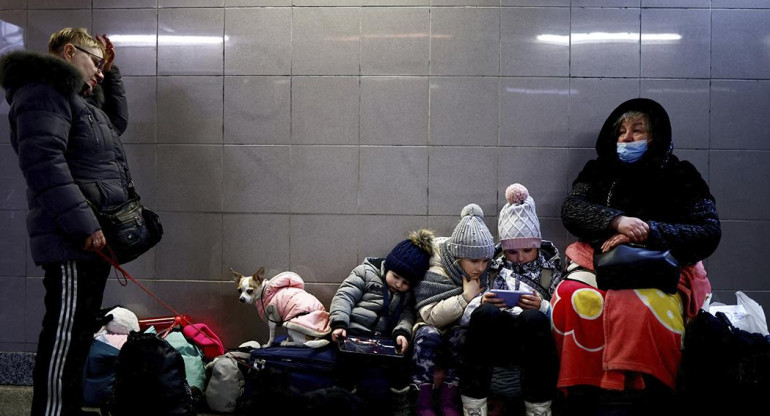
[2,1,770,351]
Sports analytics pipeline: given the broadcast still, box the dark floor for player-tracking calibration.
[0,351,224,416]
[0,385,225,416]
[0,385,32,416]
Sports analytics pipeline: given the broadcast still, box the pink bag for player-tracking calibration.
[182,323,225,360]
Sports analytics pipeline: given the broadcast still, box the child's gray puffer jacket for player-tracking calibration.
[330,257,416,341]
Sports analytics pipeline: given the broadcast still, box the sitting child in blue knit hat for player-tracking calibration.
[330,228,435,416]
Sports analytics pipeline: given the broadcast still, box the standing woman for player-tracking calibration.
[554,98,720,415]
[1,28,137,416]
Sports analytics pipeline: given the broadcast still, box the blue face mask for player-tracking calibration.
[617,140,648,163]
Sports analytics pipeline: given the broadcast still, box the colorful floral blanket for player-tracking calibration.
[551,242,710,391]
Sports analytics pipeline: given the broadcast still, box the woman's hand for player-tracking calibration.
[331,328,346,342]
[601,233,632,253]
[95,34,115,72]
[396,335,409,354]
[610,215,649,243]
[84,229,106,252]
[518,293,542,310]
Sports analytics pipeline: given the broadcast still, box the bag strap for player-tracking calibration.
[223,351,252,372]
[714,311,737,331]
[565,269,598,288]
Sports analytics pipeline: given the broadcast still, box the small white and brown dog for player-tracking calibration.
[232,266,331,348]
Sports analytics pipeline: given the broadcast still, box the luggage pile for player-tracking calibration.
[83,309,234,415]
[83,310,383,415]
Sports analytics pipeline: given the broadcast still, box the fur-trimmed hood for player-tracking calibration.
[594,98,674,171]
[0,50,84,103]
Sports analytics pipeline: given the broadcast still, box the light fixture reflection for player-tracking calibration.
[0,20,24,55]
[326,33,448,42]
[505,88,569,96]
[537,32,681,45]
[108,34,229,47]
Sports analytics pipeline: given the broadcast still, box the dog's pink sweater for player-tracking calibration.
[255,272,331,336]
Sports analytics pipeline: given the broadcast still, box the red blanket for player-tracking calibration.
[552,242,710,391]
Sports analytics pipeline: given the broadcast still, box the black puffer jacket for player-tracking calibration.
[561,98,721,265]
[0,50,132,264]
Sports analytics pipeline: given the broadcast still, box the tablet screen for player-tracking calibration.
[338,336,402,358]
[489,289,528,307]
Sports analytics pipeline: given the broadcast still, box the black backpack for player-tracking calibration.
[680,310,770,414]
[107,331,195,416]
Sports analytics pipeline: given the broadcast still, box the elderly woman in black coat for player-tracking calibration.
[562,97,720,264]
[554,98,721,416]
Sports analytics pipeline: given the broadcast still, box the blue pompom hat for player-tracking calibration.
[385,229,435,285]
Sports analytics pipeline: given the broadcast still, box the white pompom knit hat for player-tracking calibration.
[498,183,542,251]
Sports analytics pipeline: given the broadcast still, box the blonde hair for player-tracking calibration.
[613,111,652,139]
[48,27,102,55]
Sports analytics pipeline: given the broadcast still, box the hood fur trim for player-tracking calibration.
[0,50,84,98]
[595,98,673,169]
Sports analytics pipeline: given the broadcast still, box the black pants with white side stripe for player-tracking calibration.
[31,260,110,416]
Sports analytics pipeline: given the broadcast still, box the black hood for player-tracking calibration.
[0,50,84,103]
[595,98,673,171]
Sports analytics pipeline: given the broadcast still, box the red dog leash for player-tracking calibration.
[94,247,223,353]
[96,247,186,320]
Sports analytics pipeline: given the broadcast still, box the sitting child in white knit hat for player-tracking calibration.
[459,183,564,416]
[491,183,564,314]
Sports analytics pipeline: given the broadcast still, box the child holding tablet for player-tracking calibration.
[460,183,563,416]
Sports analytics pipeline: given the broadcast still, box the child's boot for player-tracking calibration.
[461,395,487,416]
[524,400,552,416]
[438,383,461,416]
[415,384,437,416]
[391,386,412,416]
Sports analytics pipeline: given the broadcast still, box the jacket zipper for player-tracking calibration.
[606,180,617,207]
[88,113,102,151]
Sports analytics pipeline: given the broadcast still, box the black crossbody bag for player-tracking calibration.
[89,187,163,264]
[593,244,680,294]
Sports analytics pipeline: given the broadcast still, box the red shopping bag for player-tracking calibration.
[182,323,225,360]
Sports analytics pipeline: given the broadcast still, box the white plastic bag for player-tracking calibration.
[709,291,769,336]
[735,291,769,336]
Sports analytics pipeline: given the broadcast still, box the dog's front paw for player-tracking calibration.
[279,339,295,347]
[304,339,330,349]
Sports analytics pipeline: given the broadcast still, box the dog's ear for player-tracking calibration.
[230,267,243,283]
[255,266,266,282]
